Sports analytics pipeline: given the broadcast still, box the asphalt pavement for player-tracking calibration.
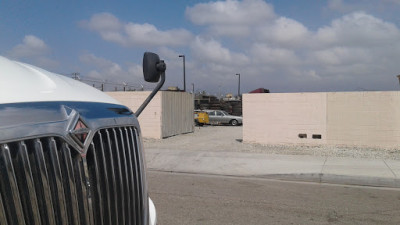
[148,171,400,225]
[145,148,400,188]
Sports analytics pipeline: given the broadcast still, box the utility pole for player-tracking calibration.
[236,73,241,98]
[192,83,195,129]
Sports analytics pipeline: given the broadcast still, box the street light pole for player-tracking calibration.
[236,73,240,98]
[72,72,80,80]
[179,55,186,92]
[397,75,400,88]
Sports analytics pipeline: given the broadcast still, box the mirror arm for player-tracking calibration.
[135,72,165,117]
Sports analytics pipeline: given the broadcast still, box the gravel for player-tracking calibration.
[143,126,400,160]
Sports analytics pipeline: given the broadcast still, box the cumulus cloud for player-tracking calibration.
[182,1,400,92]
[83,12,122,31]
[286,11,400,91]
[191,37,249,65]
[81,12,193,47]
[127,64,143,78]
[8,35,59,69]
[315,12,400,47]
[258,17,311,48]
[77,1,400,93]
[124,23,192,47]
[9,35,49,58]
[186,0,275,37]
[311,47,373,66]
[250,43,300,66]
[186,0,274,25]
[79,53,142,82]
[80,53,121,72]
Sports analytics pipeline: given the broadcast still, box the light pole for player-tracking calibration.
[72,72,80,80]
[236,73,240,98]
[397,75,400,88]
[179,55,186,92]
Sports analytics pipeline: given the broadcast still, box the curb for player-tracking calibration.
[255,173,400,188]
[148,167,400,189]
[146,149,400,189]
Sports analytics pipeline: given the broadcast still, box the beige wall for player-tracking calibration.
[327,92,400,147]
[243,93,327,145]
[107,91,194,139]
[243,91,400,148]
[107,91,163,139]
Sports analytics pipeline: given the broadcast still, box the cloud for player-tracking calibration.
[81,12,193,47]
[311,47,373,66]
[9,35,49,58]
[190,37,249,65]
[79,53,142,82]
[186,0,274,25]
[292,11,400,90]
[124,23,192,47]
[327,0,400,13]
[258,17,311,48]
[184,1,400,92]
[80,53,121,72]
[186,0,275,37]
[83,12,122,31]
[315,12,400,47]
[250,44,300,66]
[8,35,59,69]
[127,64,143,79]
[327,0,353,13]
[77,2,400,93]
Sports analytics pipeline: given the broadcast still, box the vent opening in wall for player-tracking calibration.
[312,134,322,139]
[298,133,307,139]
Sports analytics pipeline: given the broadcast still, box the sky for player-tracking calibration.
[1,0,400,95]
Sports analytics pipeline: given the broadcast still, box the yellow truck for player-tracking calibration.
[194,110,209,126]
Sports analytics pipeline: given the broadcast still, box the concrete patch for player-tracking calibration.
[384,159,400,178]
[322,157,395,178]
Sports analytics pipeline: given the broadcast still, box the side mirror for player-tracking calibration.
[136,52,166,117]
[143,52,166,83]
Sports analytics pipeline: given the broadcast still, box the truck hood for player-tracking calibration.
[0,56,120,105]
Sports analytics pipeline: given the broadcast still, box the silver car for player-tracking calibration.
[204,110,242,126]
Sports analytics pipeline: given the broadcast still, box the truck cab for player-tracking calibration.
[0,53,163,225]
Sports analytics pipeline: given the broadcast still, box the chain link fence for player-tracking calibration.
[69,73,156,92]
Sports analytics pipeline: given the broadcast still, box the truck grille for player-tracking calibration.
[0,126,146,225]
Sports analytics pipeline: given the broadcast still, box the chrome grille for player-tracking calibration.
[0,126,146,225]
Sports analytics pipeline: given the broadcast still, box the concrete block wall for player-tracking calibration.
[107,91,194,139]
[243,93,327,145]
[107,91,163,139]
[327,92,400,147]
[243,91,400,148]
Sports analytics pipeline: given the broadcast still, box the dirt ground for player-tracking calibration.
[144,125,244,152]
[143,125,400,160]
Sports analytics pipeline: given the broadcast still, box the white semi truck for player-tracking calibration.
[0,52,164,225]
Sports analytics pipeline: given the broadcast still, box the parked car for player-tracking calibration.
[204,110,242,126]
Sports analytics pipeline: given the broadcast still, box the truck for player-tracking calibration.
[0,52,164,225]
[194,110,209,126]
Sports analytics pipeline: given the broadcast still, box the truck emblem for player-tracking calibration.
[70,119,90,146]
